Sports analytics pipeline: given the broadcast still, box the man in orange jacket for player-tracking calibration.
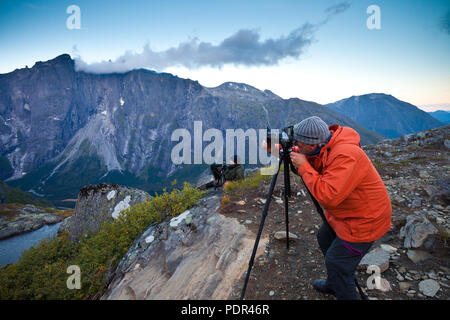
[289,116,392,300]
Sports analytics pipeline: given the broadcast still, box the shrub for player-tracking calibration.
[223,168,271,197]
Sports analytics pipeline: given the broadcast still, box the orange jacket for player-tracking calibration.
[297,124,392,243]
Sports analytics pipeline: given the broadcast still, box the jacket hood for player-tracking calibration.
[326,124,361,149]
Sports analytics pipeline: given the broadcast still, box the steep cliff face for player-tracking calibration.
[1,54,384,204]
[0,55,77,180]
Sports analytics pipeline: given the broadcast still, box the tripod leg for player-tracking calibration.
[283,156,291,250]
[240,160,281,300]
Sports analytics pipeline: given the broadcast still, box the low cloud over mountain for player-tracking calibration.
[74,3,350,74]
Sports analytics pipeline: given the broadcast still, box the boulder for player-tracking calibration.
[444,139,450,150]
[418,279,440,297]
[66,183,150,241]
[399,213,438,248]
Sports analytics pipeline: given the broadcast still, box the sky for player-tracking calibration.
[0,0,449,111]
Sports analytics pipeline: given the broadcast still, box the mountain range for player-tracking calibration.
[0,54,444,207]
[325,94,444,138]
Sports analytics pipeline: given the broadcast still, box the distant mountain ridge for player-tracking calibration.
[325,93,445,138]
[0,54,384,205]
[427,110,450,124]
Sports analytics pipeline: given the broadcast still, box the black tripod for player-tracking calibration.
[240,148,368,300]
[240,147,292,300]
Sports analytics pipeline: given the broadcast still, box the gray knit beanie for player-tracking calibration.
[293,116,330,145]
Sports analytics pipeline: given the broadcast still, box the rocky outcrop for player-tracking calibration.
[0,205,63,240]
[64,183,150,241]
[354,125,450,299]
[363,125,450,247]
[102,191,267,300]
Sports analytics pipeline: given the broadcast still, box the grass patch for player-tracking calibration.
[0,182,205,300]
[371,159,385,171]
[398,156,430,166]
[0,180,53,207]
[224,168,272,197]
[0,204,73,221]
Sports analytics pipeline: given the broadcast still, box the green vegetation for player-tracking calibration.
[137,163,208,195]
[0,182,205,300]
[440,229,449,248]
[224,168,271,197]
[0,180,53,207]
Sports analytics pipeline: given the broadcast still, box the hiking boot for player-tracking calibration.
[312,279,335,295]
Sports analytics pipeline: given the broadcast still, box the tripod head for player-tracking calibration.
[266,126,294,153]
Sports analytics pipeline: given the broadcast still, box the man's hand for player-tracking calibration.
[261,139,270,153]
[290,151,307,168]
[261,140,280,155]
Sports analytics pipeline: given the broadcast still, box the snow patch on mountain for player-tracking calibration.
[41,112,123,185]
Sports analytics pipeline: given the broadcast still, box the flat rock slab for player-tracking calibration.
[273,231,298,241]
[358,247,390,273]
[380,244,397,254]
[102,194,268,300]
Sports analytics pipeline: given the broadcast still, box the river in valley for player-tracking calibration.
[0,222,62,267]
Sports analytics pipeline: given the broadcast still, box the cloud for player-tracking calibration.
[324,2,351,16]
[75,2,351,74]
[440,9,450,34]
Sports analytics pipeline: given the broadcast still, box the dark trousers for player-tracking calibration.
[316,224,373,300]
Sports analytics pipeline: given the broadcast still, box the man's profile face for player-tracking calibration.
[294,140,318,155]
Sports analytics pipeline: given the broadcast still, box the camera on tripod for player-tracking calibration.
[266,126,298,155]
